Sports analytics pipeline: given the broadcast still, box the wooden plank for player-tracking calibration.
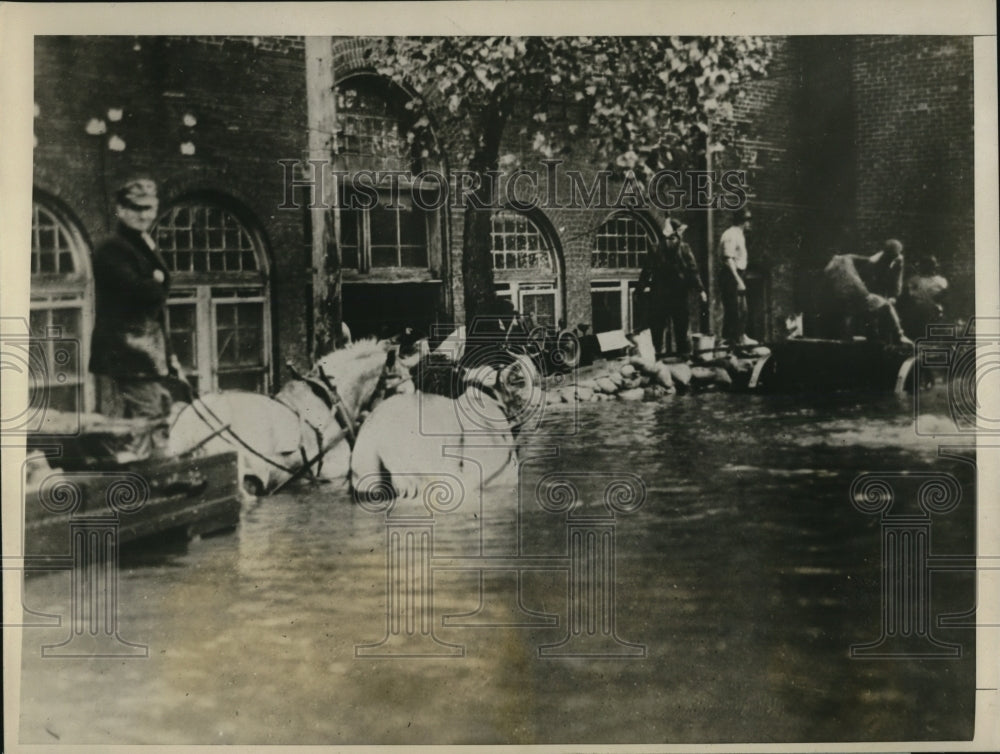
[23,451,241,557]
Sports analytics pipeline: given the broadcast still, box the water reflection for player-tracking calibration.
[19,390,975,744]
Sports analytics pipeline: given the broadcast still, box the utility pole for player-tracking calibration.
[704,120,716,336]
[304,37,341,358]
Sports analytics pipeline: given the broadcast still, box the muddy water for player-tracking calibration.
[19,389,976,745]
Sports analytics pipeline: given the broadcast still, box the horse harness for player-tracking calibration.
[274,348,399,483]
[177,347,400,493]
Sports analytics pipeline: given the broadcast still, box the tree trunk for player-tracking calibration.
[461,101,507,329]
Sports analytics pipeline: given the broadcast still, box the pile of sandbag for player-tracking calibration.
[549,358,709,403]
[549,345,771,403]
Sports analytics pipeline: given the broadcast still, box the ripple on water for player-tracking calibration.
[17,389,976,745]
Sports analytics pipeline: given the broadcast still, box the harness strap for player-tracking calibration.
[274,392,328,480]
[317,365,358,447]
[184,398,299,475]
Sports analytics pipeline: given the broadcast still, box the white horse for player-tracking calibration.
[169,339,408,495]
[349,353,534,501]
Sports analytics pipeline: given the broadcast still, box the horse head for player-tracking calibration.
[270,337,421,481]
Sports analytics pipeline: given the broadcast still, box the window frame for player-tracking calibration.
[491,210,563,326]
[29,197,94,413]
[155,199,272,394]
[590,211,657,273]
[339,187,435,276]
[590,279,641,333]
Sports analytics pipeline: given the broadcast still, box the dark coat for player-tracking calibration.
[638,240,705,305]
[89,223,173,378]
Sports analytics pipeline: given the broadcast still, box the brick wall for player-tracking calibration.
[715,35,975,337]
[33,35,311,377]
[851,36,975,321]
[33,34,976,368]
[713,37,804,339]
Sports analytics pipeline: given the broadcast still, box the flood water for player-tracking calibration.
[18,388,977,745]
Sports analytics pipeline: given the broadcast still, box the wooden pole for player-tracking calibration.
[304,37,340,358]
[704,120,716,336]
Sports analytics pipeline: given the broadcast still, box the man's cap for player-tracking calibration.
[883,238,903,257]
[663,218,688,238]
[735,207,752,222]
[115,178,158,208]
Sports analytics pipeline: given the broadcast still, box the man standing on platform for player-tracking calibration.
[89,178,183,418]
[717,208,757,346]
[638,218,707,358]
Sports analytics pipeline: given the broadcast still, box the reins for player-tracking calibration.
[268,347,399,494]
[173,344,400,494]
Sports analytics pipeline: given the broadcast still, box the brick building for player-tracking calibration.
[30,35,974,412]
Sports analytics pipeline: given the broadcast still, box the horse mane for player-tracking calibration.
[311,337,384,376]
[306,337,389,407]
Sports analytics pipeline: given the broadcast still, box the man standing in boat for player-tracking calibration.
[717,208,757,347]
[89,178,185,418]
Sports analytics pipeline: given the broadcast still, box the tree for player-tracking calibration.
[366,36,774,326]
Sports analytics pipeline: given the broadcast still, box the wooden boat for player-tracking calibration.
[23,412,241,558]
[745,337,916,394]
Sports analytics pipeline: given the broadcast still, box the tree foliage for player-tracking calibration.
[364,36,774,324]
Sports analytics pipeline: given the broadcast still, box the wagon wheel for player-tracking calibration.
[502,315,531,353]
[551,329,581,370]
[525,325,549,363]
[497,352,544,427]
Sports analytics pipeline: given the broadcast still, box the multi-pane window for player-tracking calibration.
[591,213,653,269]
[29,200,92,413]
[213,289,268,392]
[340,190,429,271]
[590,213,654,333]
[156,204,259,274]
[337,84,412,173]
[491,211,554,272]
[31,202,80,275]
[492,210,561,327]
[154,200,270,394]
[165,295,199,393]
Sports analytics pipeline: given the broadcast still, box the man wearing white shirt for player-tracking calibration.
[717,208,756,346]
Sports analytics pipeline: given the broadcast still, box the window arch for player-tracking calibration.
[30,195,93,412]
[491,209,562,328]
[591,212,655,270]
[590,211,657,333]
[335,75,443,280]
[154,196,271,393]
[155,203,262,275]
[491,210,556,273]
[336,77,415,174]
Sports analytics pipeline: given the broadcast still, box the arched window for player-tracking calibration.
[337,83,413,174]
[30,197,93,412]
[335,76,442,279]
[592,212,653,270]
[334,75,446,340]
[590,212,656,333]
[491,210,561,328]
[491,211,554,273]
[154,198,271,393]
